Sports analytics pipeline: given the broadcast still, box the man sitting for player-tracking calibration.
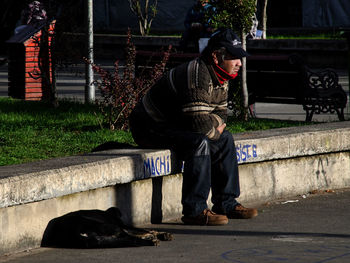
[130,28,258,226]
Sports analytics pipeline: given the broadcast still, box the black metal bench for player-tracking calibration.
[246,54,347,121]
[302,65,347,121]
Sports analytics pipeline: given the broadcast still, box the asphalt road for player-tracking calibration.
[1,189,350,263]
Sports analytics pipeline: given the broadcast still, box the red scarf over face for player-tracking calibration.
[213,64,238,85]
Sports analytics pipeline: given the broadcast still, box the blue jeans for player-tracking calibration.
[130,105,240,216]
[180,130,240,216]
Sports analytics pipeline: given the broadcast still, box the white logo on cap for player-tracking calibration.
[232,40,241,46]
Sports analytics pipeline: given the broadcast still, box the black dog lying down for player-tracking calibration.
[41,207,173,248]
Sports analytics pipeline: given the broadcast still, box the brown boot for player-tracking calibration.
[226,204,258,219]
[181,209,228,226]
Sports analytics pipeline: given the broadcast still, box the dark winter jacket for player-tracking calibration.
[141,58,228,141]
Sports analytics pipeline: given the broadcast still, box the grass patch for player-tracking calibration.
[0,98,134,166]
[226,117,306,133]
[266,32,346,40]
[0,98,308,166]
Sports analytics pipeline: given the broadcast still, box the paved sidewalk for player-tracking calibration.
[1,189,350,263]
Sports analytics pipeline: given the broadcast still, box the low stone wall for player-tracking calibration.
[1,121,350,255]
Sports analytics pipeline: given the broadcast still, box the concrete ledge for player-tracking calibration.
[0,149,178,208]
[1,121,350,255]
[233,121,350,163]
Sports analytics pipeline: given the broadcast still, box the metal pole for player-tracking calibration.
[85,0,95,103]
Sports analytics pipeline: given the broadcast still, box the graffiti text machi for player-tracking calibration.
[144,155,170,177]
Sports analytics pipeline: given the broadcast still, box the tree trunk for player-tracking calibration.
[128,0,157,36]
[261,0,268,39]
[256,0,268,39]
[40,23,58,106]
[139,20,145,36]
[241,31,249,120]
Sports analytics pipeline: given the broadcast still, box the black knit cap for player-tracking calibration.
[207,28,249,58]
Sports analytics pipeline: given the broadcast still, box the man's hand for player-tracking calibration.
[217,123,226,134]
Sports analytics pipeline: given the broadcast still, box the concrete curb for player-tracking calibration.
[1,122,349,209]
[1,121,350,255]
[0,149,177,208]
[233,121,350,163]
